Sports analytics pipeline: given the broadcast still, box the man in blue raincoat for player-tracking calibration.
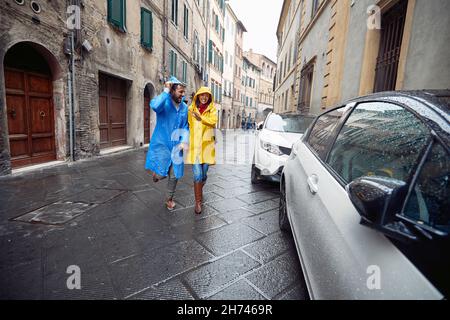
[145,77,189,211]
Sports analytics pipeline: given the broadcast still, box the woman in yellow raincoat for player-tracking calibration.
[186,87,218,214]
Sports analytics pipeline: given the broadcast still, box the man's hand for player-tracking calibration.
[191,111,202,122]
[164,81,172,90]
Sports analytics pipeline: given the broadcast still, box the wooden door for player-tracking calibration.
[99,73,127,149]
[5,68,56,168]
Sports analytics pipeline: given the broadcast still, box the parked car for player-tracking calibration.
[280,90,449,299]
[252,112,315,183]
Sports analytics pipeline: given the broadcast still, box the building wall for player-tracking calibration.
[222,4,238,129]
[282,0,450,118]
[191,0,208,92]
[340,0,373,103]
[233,24,246,128]
[86,0,164,154]
[0,0,207,175]
[242,57,260,121]
[246,51,276,121]
[0,1,69,175]
[402,0,450,90]
[208,0,225,126]
[274,0,302,114]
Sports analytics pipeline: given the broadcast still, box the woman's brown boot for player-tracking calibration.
[194,182,203,214]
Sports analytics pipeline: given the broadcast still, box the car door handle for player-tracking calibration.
[307,174,319,195]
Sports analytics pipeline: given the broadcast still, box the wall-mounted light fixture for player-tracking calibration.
[82,39,93,52]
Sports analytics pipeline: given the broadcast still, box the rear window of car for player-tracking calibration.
[265,114,315,134]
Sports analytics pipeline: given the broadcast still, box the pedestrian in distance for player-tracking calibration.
[144,76,189,211]
[185,87,218,214]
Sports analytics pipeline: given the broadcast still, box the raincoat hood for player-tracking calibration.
[168,76,185,86]
[192,87,214,112]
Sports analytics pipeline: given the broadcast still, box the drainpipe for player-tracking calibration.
[68,29,75,162]
[163,0,168,82]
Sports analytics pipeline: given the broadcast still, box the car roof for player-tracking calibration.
[343,90,450,141]
[348,90,449,116]
[268,112,316,119]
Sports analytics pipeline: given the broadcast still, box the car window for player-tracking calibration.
[265,114,315,134]
[307,106,349,158]
[327,102,430,184]
[403,141,449,233]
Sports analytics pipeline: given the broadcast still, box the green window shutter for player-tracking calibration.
[141,8,153,49]
[174,53,178,78]
[175,0,179,25]
[169,50,177,77]
[183,5,189,38]
[171,0,175,22]
[208,40,213,63]
[169,50,173,76]
[108,0,126,32]
[182,61,187,83]
[172,0,178,25]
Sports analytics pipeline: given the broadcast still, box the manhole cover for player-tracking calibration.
[13,201,96,225]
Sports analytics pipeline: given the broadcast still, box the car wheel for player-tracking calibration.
[251,164,261,184]
[279,180,290,232]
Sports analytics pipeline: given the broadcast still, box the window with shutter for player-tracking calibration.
[107,0,126,32]
[141,8,153,49]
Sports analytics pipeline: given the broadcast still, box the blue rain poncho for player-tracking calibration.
[144,78,189,179]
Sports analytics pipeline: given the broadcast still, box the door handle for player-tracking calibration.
[40,111,46,119]
[307,174,319,195]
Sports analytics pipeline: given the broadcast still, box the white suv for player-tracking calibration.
[252,113,315,184]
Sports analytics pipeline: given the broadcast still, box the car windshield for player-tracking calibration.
[265,114,315,133]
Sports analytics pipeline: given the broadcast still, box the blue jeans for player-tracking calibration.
[193,164,209,183]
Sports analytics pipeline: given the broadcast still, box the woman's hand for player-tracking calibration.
[191,111,202,122]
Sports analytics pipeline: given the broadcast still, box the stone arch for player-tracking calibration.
[1,41,65,171]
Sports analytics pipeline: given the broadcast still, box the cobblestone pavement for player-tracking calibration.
[0,131,307,300]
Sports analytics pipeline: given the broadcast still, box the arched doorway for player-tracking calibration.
[3,42,57,168]
[144,83,155,145]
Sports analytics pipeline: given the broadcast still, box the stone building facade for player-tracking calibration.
[0,0,217,176]
[207,0,225,128]
[221,3,238,129]
[245,50,276,122]
[242,55,260,124]
[232,20,247,129]
[274,0,450,115]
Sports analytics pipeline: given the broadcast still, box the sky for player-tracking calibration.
[227,0,284,63]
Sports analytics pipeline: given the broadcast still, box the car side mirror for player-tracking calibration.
[257,123,263,130]
[346,176,417,242]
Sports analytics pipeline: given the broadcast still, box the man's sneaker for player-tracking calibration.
[166,199,176,211]
[152,173,160,183]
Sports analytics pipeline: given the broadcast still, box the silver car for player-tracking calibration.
[280,90,449,299]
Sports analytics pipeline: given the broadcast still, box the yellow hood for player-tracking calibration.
[191,87,214,112]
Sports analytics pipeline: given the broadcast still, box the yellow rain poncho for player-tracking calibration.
[185,87,218,165]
